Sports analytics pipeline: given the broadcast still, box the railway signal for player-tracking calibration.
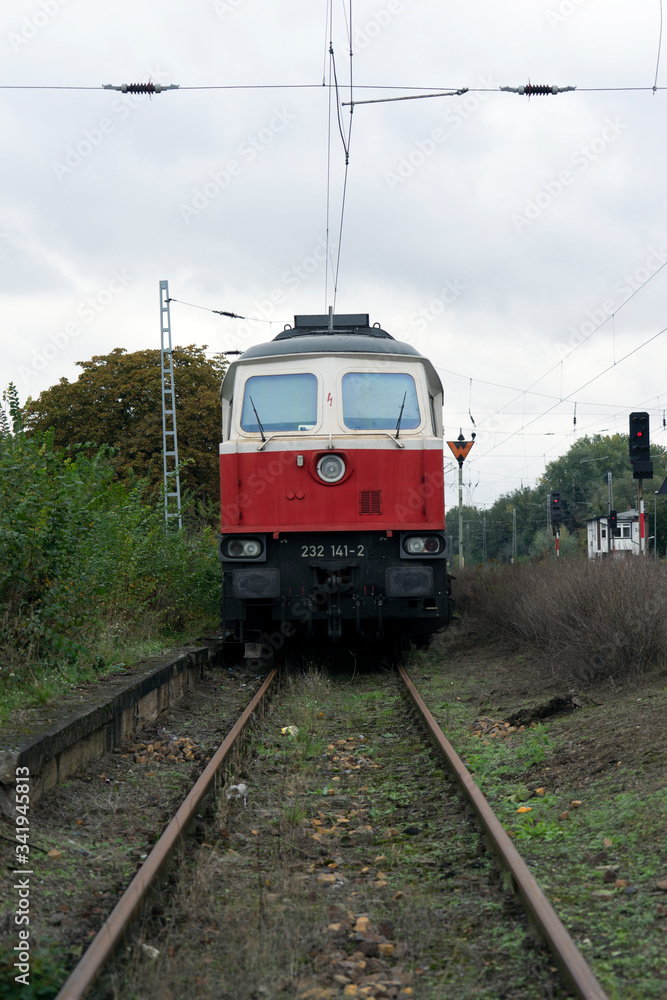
[447,431,475,569]
[629,412,653,479]
[629,412,653,555]
[609,510,617,534]
[447,435,475,465]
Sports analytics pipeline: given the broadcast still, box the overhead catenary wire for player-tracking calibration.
[324,0,335,308]
[471,323,667,464]
[322,0,332,86]
[448,379,667,503]
[435,366,638,410]
[325,1,355,314]
[342,87,468,107]
[4,82,667,93]
[330,44,350,162]
[477,388,667,491]
[167,296,282,325]
[470,253,667,438]
[4,18,666,512]
[654,0,664,91]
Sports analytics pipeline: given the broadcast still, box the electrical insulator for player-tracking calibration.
[500,83,576,96]
[102,82,179,94]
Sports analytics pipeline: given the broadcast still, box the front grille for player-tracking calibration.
[359,490,382,514]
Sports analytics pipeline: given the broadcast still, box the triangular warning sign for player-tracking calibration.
[656,475,667,495]
[447,439,474,462]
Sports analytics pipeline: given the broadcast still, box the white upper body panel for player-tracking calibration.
[221,351,444,454]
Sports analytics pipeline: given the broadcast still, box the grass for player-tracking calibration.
[0,947,70,1000]
[409,630,667,1000]
[0,630,216,725]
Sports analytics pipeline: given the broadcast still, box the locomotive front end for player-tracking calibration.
[219,314,452,656]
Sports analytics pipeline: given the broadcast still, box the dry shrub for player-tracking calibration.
[453,559,667,684]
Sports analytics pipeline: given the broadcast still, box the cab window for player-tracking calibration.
[342,372,420,431]
[240,373,318,432]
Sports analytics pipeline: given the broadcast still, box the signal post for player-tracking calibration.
[609,510,617,556]
[550,491,562,557]
[447,431,475,569]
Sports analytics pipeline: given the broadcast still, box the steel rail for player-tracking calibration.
[56,666,279,1000]
[398,664,610,1000]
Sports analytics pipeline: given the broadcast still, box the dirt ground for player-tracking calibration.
[0,661,268,997]
[0,625,665,999]
[115,666,570,1000]
[409,623,667,1000]
[420,622,667,802]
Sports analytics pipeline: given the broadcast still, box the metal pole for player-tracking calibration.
[654,492,658,559]
[159,280,182,530]
[606,472,611,557]
[546,492,550,535]
[482,515,486,566]
[458,459,464,569]
[638,479,645,555]
[512,508,516,562]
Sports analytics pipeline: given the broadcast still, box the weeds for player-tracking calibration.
[454,560,667,684]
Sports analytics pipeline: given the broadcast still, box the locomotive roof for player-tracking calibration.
[239,314,422,360]
[221,314,443,399]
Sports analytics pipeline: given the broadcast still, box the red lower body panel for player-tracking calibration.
[220,446,445,533]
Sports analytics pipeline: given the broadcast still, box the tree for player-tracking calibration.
[465,432,667,564]
[529,524,580,560]
[540,433,667,550]
[26,347,227,506]
[446,503,485,565]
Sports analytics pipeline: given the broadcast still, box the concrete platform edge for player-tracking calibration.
[0,640,223,814]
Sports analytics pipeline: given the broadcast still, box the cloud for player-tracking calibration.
[2,0,666,505]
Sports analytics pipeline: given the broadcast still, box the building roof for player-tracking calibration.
[587,509,638,522]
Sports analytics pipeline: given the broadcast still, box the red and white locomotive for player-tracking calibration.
[218,313,452,656]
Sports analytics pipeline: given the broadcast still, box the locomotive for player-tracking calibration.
[218,313,453,657]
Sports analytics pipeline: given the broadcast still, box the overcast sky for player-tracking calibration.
[2,0,667,510]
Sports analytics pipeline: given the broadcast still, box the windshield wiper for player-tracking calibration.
[248,396,266,442]
[395,391,408,439]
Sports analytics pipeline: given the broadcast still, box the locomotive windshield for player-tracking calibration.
[240,373,318,432]
[342,372,420,431]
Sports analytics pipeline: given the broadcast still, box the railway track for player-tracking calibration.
[47,659,610,1000]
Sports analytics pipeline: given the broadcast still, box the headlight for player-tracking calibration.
[223,538,264,559]
[405,536,426,554]
[403,535,443,555]
[317,454,346,483]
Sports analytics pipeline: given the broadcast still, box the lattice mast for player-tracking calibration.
[159,280,182,529]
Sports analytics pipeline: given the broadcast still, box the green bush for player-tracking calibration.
[0,384,219,713]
